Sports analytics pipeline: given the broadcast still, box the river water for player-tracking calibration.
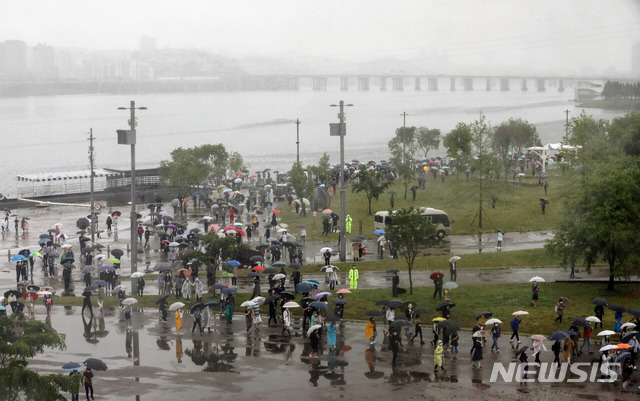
[0,86,625,197]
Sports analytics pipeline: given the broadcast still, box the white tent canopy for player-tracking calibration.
[526,143,579,173]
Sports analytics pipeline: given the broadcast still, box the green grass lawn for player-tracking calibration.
[55,281,633,337]
[280,169,579,240]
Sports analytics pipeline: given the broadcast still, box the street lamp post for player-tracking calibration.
[330,100,353,262]
[295,118,301,165]
[117,101,146,294]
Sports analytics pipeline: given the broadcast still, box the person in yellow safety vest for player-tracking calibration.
[345,215,352,234]
[349,265,359,289]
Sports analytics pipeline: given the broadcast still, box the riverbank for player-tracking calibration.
[579,99,640,111]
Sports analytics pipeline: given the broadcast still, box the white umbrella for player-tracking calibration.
[283,301,300,308]
[307,324,322,337]
[485,318,502,325]
[529,276,545,282]
[169,242,180,247]
[277,228,287,233]
[234,178,242,183]
[599,344,618,352]
[597,330,616,336]
[279,223,288,229]
[61,244,72,249]
[449,256,461,263]
[251,296,266,305]
[377,236,386,242]
[585,316,601,323]
[169,302,185,311]
[319,247,333,253]
[131,272,144,278]
[324,267,335,273]
[122,298,138,306]
[202,216,213,221]
[512,311,529,316]
[95,254,105,260]
[273,274,286,280]
[37,291,53,296]
[233,222,244,226]
[241,301,256,307]
[621,322,636,330]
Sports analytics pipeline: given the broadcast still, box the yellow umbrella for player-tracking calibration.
[432,317,446,322]
[423,166,430,172]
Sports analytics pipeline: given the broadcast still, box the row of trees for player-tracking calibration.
[601,80,640,100]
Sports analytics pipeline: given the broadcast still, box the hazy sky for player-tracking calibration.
[2,0,639,74]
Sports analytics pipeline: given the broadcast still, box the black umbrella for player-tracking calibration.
[288,263,302,270]
[111,249,124,258]
[621,331,640,344]
[436,301,456,311]
[591,298,609,307]
[607,304,625,313]
[81,248,93,255]
[83,358,108,371]
[279,292,295,300]
[515,345,530,357]
[79,237,91,242]
[156,295,171,305]
[365,310,384,317]
[626,308,640,317]
[334,299,347,305]
[548,331,570,341]
[263,267,278,274]
[61,258,75,265]
[191,303,204,313]
[438,320,461,332]
[296,283,313,293]
[570,317,590,328]
[325,316,341,324]
[250,255,264,262]
[265,295,279,304]
[476,311,493,320]
[4,290,23,298]
[26,285,40,292]
[390,320,412,328]
[221,288,237,295]
[76,218,90,230]
[388,300,403,309]
[413,307,430,314]
[204,301,219,307]
[93,243,105,249]
[210,284,226,290]
[10,301,25,312]
[375,300,390,306]
[39,233,50,239]
[386,269,399,274]
[154,263,173,272]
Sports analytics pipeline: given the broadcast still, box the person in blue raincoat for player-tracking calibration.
[614,310,623,332]
[327,321,337,349]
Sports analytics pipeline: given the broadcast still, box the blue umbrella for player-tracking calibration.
[248,272,261,277]
[11,254,27,262]
[296,283,313,293]
[221,288,237,295]
[548,331,570,341]
[310,301,328,310]
[204,301,219,307]
[373,229,385,234]
[92,280,108,287]
[226,260,241,267]
[334,299,348,305]
[305,280,320,286]
[61,362,82,371]
[38,238,52,245]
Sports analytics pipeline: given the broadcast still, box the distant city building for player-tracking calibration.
[31,43,58,81]
[632,42,640,77]
[0,40,28,82]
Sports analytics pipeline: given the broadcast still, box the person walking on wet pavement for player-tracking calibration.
[203,304,212,333]
[433,275,443,299]
[366,317,377,346]
[225,294,235,324]
[449,260,457,282]
[175,308,183,335]
[81,289,93,317]
[471,337,484,369]
[323,249,331,265]
[594,303,604,329]
[63,265,72,290]
[282,306,292,336]
[159,301,168,322]
[194,277,203,302]
[496,230,503,251]
[434,340,446,372]
[136,276,145,297]
[411,314,424,345]
[540,198,546,214]
[554,299,564,323]
[531,281,539,308]
[510,315,521,345]
[490,322,501,352]
[389,327,405,366]
[349,265,359,290]
[192,307,204,335]
[392,272,399,297]
[83,367,94,400]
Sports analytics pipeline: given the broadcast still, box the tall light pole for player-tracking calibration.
[295,118,301,165]
[117,101,146,294]
[330,100,353,262]
[88,128,96,243]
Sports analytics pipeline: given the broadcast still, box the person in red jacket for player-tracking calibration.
[579,325,593,354]
[83,367,94,400]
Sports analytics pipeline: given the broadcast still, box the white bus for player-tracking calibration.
[374,207,452,238]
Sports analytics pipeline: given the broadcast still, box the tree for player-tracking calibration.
[384,208,437,295]
[492,118,541,181]
[415,127,441,160]
[227,151,246,178]
[546,164,640,291]
[442,122,473,178]
[287,162,315,216]
[158,147,210,209]
[351,166,392,215]
[388,126,417,199]
[0,314,76,400]
[191,233,248,283]
[191,144,229,186]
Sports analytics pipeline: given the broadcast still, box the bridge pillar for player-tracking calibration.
[380,77,387,91]
[313,78,327,91]
[521,79,528,92]
[558,80,565,93]
[536,79,546,92]
[393,78,404,91]
[450,78,456,91]
[500,79,510,91]
[428,78,438,91]
[341,77,349,91]
[486,78,492,91]
[358,77,369,91]
[414,78,421,90]
[287,77,299,91]
[463,78,473,91]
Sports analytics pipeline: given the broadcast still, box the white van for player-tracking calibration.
[374,207,452,238]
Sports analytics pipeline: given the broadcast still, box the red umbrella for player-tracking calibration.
[252,266,265,272]
[111,211,121,217]
[161,240,171,245]
[235,229,246,237]
[23,291,38,301]
[430,271,444,280]
[223,225,236,231]
[208,224,220,233]
[271,210,280,215]
[176,268,191,277]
